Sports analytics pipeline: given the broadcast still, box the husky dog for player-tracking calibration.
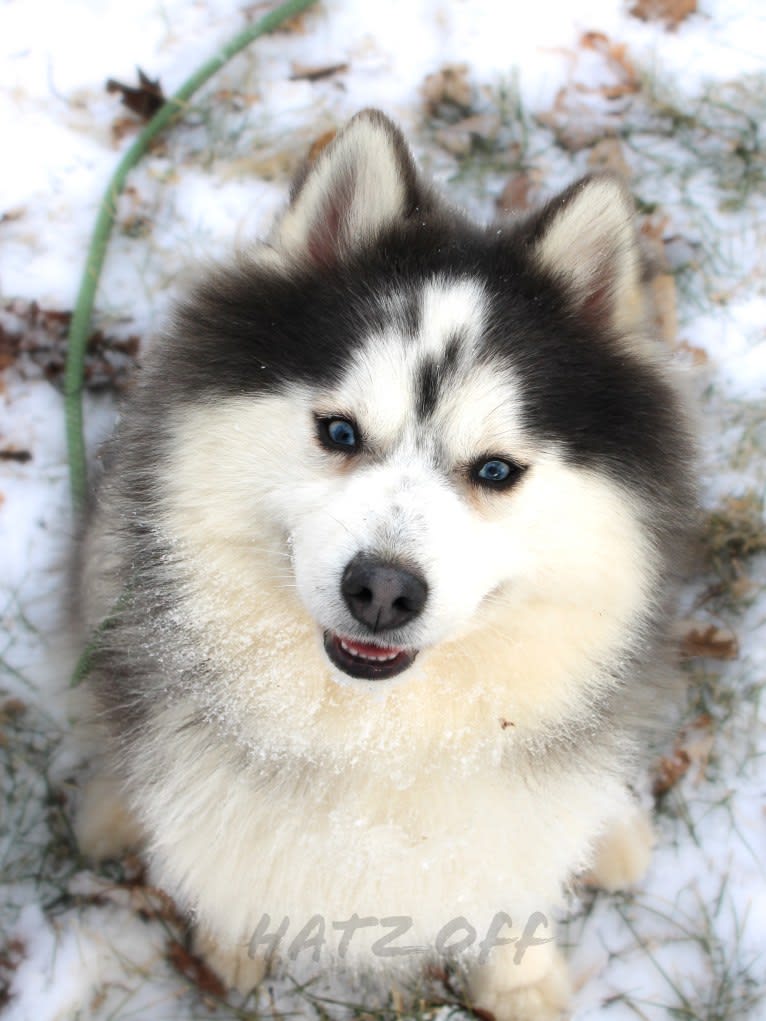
[75,110,694,1019]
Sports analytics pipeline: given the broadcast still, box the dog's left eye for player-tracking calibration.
[317,416,360,453]
[471,457,526,490]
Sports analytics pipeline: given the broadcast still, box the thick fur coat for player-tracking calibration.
[75,111,695,1019]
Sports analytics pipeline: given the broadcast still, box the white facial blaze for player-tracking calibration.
[419,277,487,355]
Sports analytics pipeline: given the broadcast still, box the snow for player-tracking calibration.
[1,0,765,1019]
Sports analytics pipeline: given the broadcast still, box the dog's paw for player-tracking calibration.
[469,946,571,1021]
[587,805,655,892]
[193,929,268,995]
[76,774,143,860]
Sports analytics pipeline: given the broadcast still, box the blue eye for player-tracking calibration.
[472,457,526,490]
[329,420,356,446]
[318,416,359,453]
[478,460,510,482]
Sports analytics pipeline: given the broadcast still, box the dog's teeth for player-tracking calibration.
[338,638,401,663]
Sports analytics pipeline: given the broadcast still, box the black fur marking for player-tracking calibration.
[156,210,692,531]
[442,334,463,371]
[415,357,440,419]
[414,333,464,420]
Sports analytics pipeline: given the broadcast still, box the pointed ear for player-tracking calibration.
[274,109,421,265]
[530,174,646,335]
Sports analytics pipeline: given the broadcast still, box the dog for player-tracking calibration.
[74,109,695,1020]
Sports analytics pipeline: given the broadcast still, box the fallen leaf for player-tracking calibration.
[677,340,709,365]
[0,938,25,1009]
[652,714,714,797]
[0,449,31,463]
[580,33,640,98]
[652,750,690,797]
[680,622,738,660]
[630,0,697,28]
[0,299,140,391]
[110,115,140,144]
[0,208,24,226]
[422,64,474,115]
[0,699,26,718]
[290,61,349,82]
[106,68,165,121]
[245,3,313,33]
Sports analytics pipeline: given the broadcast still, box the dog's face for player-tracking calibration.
[157,111,690,688]
[267,280,653,685]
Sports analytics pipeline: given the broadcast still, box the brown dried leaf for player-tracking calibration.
[0,449,31,463]
[680,622,738,660]
[290,61,348,83]
[652,747,691,797]
[106,68,165,121]
[0,938,25,1009]
[0,208,24,226]
[0,299,140,391]
[111,115,140,144]
[703,493,766,586]
[653,714,714,797]
[422,64,474,115]
[580,32,640,96]
[0,699,26,721]
[244,3,313,34]
[167,940,227,998]
[630,0,697,28]
[677,340,709,365]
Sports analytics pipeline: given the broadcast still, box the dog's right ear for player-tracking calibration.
[273,110,421,266]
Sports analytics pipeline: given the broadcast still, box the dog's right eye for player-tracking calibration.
[317,416,360,453]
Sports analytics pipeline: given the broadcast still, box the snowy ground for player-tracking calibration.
[1,1,765,1019]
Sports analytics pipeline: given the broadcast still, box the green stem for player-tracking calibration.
[64,0,318,512]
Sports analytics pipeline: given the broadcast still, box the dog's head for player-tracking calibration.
[154,111,693,689]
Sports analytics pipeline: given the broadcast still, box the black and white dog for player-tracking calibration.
[75,110,694,1019]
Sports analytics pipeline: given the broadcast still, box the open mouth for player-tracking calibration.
[323,631,417,681]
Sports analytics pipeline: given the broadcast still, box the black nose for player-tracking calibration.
[341,555,428,632]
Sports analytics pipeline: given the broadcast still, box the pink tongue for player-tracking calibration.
[342,636,402,657]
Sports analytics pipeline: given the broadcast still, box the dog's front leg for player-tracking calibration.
[467,925,570,1021]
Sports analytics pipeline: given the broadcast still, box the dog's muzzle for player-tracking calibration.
[323,554,427,680]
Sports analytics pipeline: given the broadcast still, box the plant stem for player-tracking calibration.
[64,0,318,511]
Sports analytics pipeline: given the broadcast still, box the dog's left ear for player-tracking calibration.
[274,109,421,266]
[529,174,646,335]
